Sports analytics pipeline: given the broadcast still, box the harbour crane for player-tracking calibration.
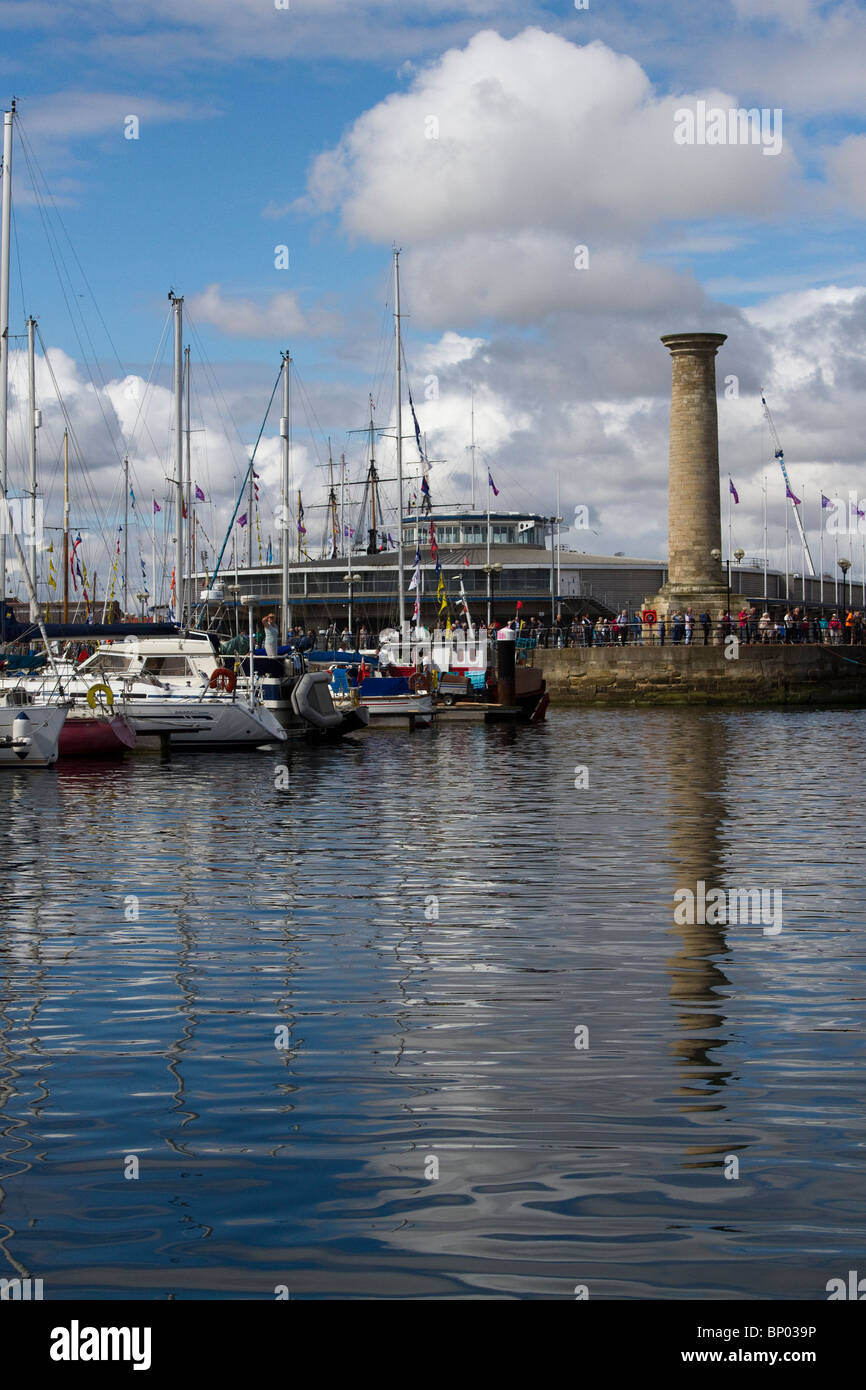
[760,389,815,577]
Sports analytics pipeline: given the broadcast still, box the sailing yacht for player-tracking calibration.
[42,633,287,747]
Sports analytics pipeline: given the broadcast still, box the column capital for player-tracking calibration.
[661,332,727,357]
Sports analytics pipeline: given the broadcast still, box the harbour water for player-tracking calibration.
[0,707,863,1299]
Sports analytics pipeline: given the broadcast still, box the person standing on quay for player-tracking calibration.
[658,615,666,647]
[700,611,711,645]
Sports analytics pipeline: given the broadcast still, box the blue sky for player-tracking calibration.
[1,0,865,596]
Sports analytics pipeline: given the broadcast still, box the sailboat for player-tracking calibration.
[0,102,67,766]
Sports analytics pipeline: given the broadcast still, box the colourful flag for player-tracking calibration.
[195,485,206,502]
[237,513,247,527]
[729,477,739,504]
[153,499,161,514]
[786,482,801,505]
[822,494,835,509]
[488,470,499,497]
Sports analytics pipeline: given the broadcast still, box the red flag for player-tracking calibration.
[516,600,524,610]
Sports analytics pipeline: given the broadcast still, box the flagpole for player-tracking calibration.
[834,505,838,607]
[819,492,824,607]
[728,476,732,583]
[801,485,806,604]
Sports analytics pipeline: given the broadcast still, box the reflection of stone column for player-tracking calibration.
[647,333,741,619]
[664,715,733,1115]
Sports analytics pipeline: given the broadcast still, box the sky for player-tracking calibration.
[1,0,865,604]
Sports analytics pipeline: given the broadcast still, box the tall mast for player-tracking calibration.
[393,249,406,633]
[63,430,69,621]
[280,349,291,636]
[368,399,377,545]
[169,292,183,624]
[327,441,338,559]
[150,490,156,618]
[27,315,37,619]
[0,103,14,612]
[340,453,347,559]
[184,343,192,619]
[470,387,476,511]
[123,454,129,617]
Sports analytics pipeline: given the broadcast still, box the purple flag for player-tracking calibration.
[822,494,834,509]
[153,500,161,514]
[488,470,499,497]
[729,477,739,504]
[786,482,801,506]
[237,513,247,527]
[195,485,206,502]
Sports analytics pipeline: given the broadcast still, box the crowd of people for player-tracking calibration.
[533,606,866,647]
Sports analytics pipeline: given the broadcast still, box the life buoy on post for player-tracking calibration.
[209,667,237,694]
[86,683,114,709]
[642,609,657,625]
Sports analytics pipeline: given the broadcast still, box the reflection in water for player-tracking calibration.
[0,711,863,1299]
[664,714,734,1114]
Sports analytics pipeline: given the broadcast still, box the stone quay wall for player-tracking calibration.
[529,644,866,706]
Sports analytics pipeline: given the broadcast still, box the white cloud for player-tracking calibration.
[187,283,335,340]
[301,29,798,326]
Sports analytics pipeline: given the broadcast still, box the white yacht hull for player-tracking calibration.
[0,704,67,767]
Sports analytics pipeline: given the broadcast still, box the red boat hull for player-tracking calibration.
[59,715,137,758]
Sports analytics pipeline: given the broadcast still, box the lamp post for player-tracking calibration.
[343,571,361,642]
[711,547,728,622]
[136,590,147,620]
[839,558,852,634]
[482,561,502,628]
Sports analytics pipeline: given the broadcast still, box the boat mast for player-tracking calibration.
[0,102,14,614]
[280,349,291,637]
[63,430,69,621]
[368,400,377,546]
[470,387,476,511]
[184,343,192,619]
[169,292,183,624]
[27,315,38,620]
[123,454,129,617]
[393,248,406,635]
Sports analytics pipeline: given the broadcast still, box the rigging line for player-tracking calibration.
[31,338,123,575]
[116,307,173,465]
[186,316,256,464]
[200,363,284,601]
[33,323,120,523]
[16,130,125,469]
[10,202,28,325]
[16,120,131,395]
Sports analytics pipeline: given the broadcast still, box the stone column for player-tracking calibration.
[664,332,726,594]
[646,331,739,621]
